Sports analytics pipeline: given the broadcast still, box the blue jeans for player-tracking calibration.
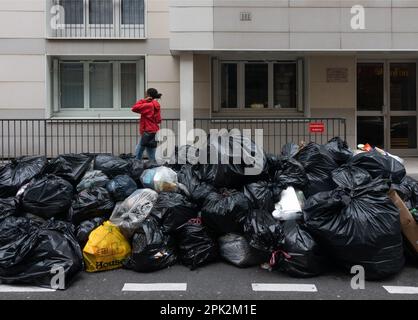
[135,137,157,161]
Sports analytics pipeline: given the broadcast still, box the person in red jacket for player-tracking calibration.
[131,88,162,161]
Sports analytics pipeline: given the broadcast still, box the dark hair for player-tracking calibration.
[147,88,162,99]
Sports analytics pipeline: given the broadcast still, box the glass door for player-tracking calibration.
[357,62,385,148]
[357,61,418,155]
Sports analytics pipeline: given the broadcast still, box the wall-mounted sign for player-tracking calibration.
[309,122,325,134]
[327,68,348,83]
[240,12,252,21]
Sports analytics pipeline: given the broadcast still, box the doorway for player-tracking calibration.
[357,61,418,155]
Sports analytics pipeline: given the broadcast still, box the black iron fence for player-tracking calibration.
[49,0,145,39]
[0,118,346,162]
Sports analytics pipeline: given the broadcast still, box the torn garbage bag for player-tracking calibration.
[43,154,93,184]
[75,217,106,248]
[0,156,47,198]
[243,181,275,212]
[0,197,17,220]
[124,217,177,272]
[175,218,218,270]
[349,149,406,184]
[244,209,284,254]
[76,170,110,192]
[106,175,137,202]
[201,189,250,235]
[109,188,158,239]
[304,168,404,280]
[218,233,269,267]
[94,155,130,178]
[0,217,83,289]
[83,221,131,272]
[295,142,338,198]
[150,192,197,234]
[272,220,326,278]
[69,187,115,224]
[21,175,74,219]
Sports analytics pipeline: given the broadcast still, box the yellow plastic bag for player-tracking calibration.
[83,221,131,272]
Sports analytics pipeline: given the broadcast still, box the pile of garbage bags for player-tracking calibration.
[0,134,415,290]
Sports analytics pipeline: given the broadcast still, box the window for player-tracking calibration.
[89,0,113,25]
[51,0,146,38]
[216,60,302,112]
[122,0,145,25]
[220,63,237,108]
[60,63,84,108]
[54,59,144,114]
[60,0,84,25]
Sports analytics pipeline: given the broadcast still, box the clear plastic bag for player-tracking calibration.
[140,167,178,192]
[109,188,158,238]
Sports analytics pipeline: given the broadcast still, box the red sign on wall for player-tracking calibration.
[309,122,325,133]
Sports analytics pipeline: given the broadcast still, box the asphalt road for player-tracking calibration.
[1,261,418,300]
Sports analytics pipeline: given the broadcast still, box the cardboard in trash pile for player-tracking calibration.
[388,190,418,253]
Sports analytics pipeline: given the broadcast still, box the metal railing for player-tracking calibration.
[0,118,346,162]
[49,0,145,39]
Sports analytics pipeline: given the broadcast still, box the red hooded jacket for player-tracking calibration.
[131,99,162,135]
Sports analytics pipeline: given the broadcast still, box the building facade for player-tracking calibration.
[1,0,418,155]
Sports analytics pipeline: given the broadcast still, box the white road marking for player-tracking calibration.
[252,283,318,292]
[122,283,187,292]
[0,285,56,293]
[383,286,418,294]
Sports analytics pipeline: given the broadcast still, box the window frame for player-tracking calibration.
[214,59,304,113]
[53,58,145,115]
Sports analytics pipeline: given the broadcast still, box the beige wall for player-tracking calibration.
[309,56,357,148]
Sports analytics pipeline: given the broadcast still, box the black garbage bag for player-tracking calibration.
[295,143,338,198]
[218,233,269,267]
[106,175,137,202]
[69,187,115,224]
[281,143,300,158]
[273,220,326,278]
[201,190,250,235]
[244,209,284,254]
[349,150,405,184]
[243,181,276,212]
[324,137,353,165]
[75,217,106,248]
[0,197,17,220]
[197,132,269,188]
[21,175,74,219]
[168,145,201,171]
[151,192,197,234]
[0,217,83,289]
[273,157,308,190]
[124,217,177,272]
[43,154,93,185]
[393,175,418,209]
[175,218,218,270]
[94,155,130,178]
[126,159,146,186]
[76,170,110,192]
[304,167,404,280]
[177,165,215,205]
[0,156,47,198]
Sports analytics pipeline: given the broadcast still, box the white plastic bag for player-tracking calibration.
[140,167,178,192]
[272,186,304,221]
[109,188,158,238]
